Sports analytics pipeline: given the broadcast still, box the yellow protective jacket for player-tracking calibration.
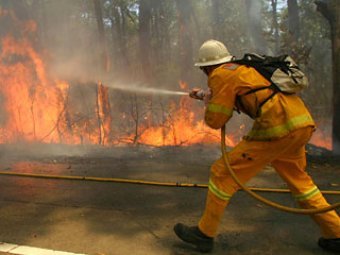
[204,63,315,140]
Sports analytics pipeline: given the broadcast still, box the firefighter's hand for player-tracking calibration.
[189,88,205,100]
[203,89,212,105]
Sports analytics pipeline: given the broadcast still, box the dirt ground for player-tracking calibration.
[0,143,339,255]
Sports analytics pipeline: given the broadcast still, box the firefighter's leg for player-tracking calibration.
[198,139,277,237]
[272,156,340,238]
[271,129,340,239]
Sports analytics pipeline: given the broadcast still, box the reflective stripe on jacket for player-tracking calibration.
[204,63,315,140]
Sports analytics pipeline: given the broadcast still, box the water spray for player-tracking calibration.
[105,83,189,96]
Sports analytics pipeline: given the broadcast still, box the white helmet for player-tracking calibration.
[194,40,234,67]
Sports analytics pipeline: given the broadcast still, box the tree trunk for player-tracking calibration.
[211,0,223,40]
[139,0,152,82]
[287,0,300,40]
[271,0,280,54]
[176,0,194,83]
[152,0,168,66]
[97,83,112,145]
[315,0,340,154]
[93,0,110,74]
[130,94,140,144]
[110,1,130,71]
[93,0,112,145]
[95,85,102,145]
[245,0,269,54]
[286,0,301,57]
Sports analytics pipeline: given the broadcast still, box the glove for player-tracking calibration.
[203,89,212,106]
[189,88,205,100]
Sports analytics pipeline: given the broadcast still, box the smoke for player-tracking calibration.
[32,1,105,84]
[50,49,100,84]
[245,0,270,54]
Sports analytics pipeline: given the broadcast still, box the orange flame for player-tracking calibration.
[0,34,69,143]
[134,87,237,147]
[309,129,332,150]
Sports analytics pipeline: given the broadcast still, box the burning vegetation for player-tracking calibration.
[0,1,336,151]
[0,10,237,147]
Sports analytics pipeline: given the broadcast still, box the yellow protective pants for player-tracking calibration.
[199,127,340,238]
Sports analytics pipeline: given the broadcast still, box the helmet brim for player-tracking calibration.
[194,55,234,67]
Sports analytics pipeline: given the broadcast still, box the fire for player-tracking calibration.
[310,130,332,150]
[0,28,236,147]
[0,34,70,143]
[134,81,236,147]
[0,10,330,150]
[0,9,238,148]
[137,94,236,147]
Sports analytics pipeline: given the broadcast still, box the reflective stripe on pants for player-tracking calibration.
[198,127,340,238]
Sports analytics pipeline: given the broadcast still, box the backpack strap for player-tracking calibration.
[257,85,278,109]
[235,84,279,118]
[232,55,284,118]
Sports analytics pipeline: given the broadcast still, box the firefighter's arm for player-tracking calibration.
[204,72,235,129]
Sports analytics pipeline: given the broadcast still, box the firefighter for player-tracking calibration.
[174,39,340,253]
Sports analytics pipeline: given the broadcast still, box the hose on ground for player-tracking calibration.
[220,125,340,215]
[0,168,339,197]
[0,131,339,214]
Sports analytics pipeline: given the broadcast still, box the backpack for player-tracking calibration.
[232,53,309,118]
[233,53,309,93]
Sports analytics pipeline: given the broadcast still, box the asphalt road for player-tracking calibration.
[0,144,338,255]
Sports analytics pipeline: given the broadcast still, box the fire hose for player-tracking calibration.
[0,169,339,194]
[0,169,338,193]
[220,125,340,215]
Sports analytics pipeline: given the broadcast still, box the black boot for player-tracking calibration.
[174,223,214,253]
[318,237,340,253]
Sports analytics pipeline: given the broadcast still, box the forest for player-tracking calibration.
[0,0,339,153]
